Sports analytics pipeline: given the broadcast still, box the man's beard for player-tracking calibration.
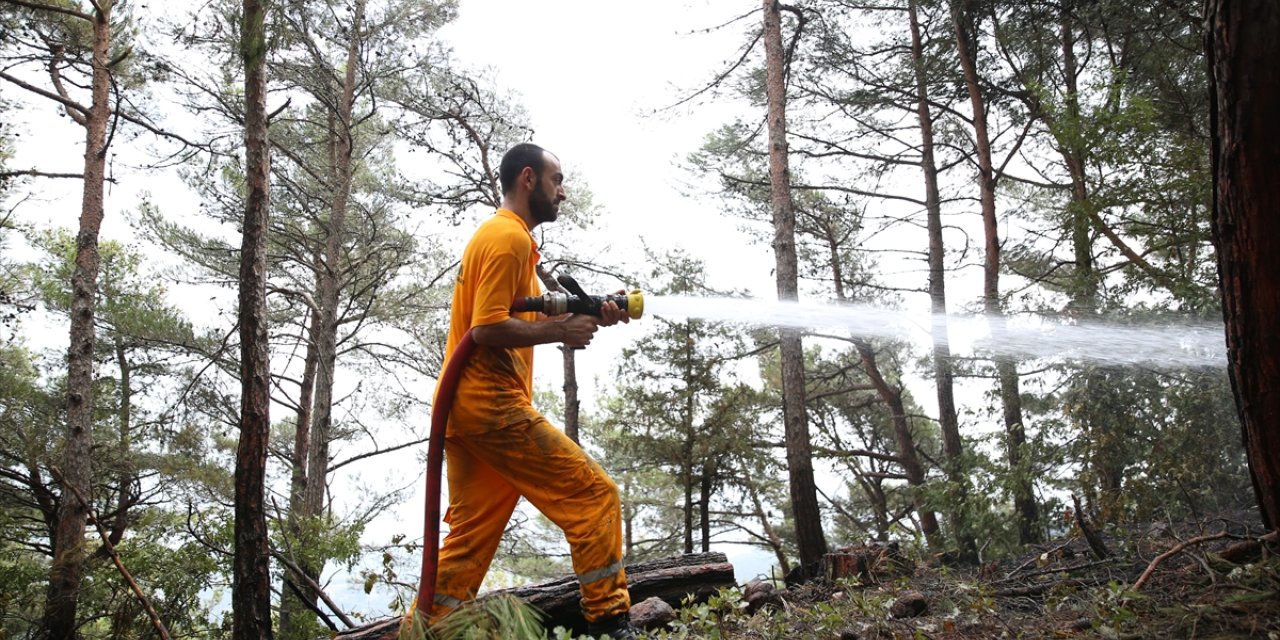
[529,187,559,224]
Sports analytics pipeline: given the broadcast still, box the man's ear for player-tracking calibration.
[522,166,536,190]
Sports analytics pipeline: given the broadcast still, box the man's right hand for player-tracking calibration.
[557,313,599,348]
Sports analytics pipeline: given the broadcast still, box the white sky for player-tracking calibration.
[439,0,774,289]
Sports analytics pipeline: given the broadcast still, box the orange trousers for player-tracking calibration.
[430,415,630,623]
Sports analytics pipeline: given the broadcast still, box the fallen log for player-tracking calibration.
[326,552,736,639]
[499,551,736,633]
[329,617,400,640]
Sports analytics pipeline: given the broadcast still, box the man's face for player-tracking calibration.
[527,152,566,225]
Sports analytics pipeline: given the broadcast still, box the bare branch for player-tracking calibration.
[272,551,357,628]
[327,436,428,474]
[50,466,173,640]
[0,169,118,182]
[1130,531,1233,592]
[0,0,93,21]
[0,69,90,117]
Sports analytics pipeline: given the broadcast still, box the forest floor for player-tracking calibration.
[661,516,1280,640]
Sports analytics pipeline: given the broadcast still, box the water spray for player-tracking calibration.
[642,295,1226,370]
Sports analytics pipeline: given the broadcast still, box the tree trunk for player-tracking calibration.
[280,306,321,635]
[107,336,134,552]
[852,339,943,549]
[535,265,580,442]
[682,324,696,555]
[43,4,111,637]
[233,0,275,638]
[293,5,365,632]
[950,0,1008,558]
[820,215,940,549]
[746,478,791,576]
[1206,0,1280,531]
[1055,5,1099,542]
[908,0,962,552]
[762,0,827,577]
[561,346,580,443]
[682,440,694,555]
[503,552,735,633]
[700,460,713,553]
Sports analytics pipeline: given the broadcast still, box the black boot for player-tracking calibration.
[586,612,639,639]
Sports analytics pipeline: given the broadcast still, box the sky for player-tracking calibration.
[438,0,773,289]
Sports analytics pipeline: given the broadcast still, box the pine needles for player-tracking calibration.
[399,594,548,640]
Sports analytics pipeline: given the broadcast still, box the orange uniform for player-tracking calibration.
[430,209,631,622]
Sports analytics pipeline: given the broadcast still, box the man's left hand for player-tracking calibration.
[597,290,631,327]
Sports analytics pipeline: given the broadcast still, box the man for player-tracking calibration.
[429,143,637,638]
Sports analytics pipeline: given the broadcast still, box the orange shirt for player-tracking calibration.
[438,209,543,434]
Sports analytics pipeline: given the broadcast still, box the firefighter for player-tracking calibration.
[429,143,637,638]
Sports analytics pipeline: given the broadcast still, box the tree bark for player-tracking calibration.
[762,0,827,577]
[233,0,275,637]
[535,265,580,442]
[950,0,1011,558]
[292,4,365,632]
[1206,0,1280,531]
[281,305,321,635]
[42,3,111,637]
[905,0,950,551]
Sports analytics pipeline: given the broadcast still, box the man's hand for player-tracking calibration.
[556,313,600,348]
[597,290,631,328]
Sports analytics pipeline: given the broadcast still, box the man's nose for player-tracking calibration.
[556,186,566,203]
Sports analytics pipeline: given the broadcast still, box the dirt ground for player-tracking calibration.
[685,518,1280,640]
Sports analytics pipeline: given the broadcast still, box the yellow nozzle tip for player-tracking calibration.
[626,290,644,319]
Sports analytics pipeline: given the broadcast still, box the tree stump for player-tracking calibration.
[819,541,911,585]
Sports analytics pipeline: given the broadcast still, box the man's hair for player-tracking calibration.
[499,143,548,195]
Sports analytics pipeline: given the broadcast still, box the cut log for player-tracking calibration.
[500,551,735,633]
[325,552,736,639]
[329,617,400,640]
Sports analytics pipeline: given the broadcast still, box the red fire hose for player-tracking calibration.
[414,329,476,617]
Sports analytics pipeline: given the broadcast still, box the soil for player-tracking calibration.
[699,518,1280,640]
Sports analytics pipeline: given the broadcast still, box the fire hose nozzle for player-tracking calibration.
[512,289,644,320]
